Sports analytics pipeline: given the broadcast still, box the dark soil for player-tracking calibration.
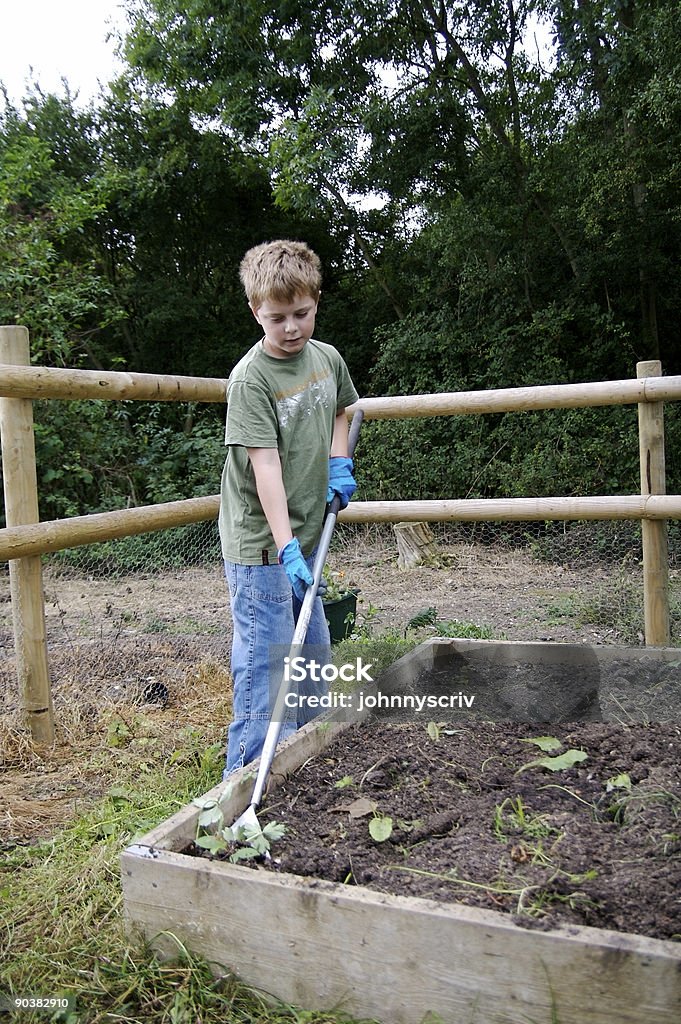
[256,718,681,942]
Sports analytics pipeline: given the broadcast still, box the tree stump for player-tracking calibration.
[393,521,439,569]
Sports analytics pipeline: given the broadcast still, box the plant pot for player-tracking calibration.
[322,591,357,643]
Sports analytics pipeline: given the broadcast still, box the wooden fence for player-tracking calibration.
[1,324,680,743]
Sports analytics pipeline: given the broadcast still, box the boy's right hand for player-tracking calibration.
[278,538,314,602]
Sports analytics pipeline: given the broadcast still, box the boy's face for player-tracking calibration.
[251,293,318,359]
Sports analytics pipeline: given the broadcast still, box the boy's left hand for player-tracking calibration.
[326,457,356,509]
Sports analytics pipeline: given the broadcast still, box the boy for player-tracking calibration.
[219,240,359,774]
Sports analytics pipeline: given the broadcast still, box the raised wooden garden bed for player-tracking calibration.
[121,639,681,1024]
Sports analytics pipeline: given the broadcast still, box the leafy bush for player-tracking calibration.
[332,633,419,680]
[356,405,643,503]
[24,401,225,526]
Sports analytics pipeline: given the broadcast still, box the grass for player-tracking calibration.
[2,730,212,1019]
[0,624,394,1024]
[492,795,556,841]
[541,570,681,645]
[1,596,461,1024]
[541,575,644,641]
[1,723,380,1024]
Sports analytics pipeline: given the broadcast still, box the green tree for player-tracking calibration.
[4,2,681,519]
[91,86,283,378]
[549,0,681,366]
[0,81,358,519]
[120,0,681,376]
[0,91,122,366]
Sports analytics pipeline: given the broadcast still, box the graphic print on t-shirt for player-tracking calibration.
[274,367,334,429]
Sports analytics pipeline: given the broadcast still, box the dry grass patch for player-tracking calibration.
[1,654,232,846]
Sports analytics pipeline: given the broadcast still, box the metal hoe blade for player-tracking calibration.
[230,409,364,836]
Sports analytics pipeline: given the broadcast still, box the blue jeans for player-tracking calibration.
[224,553,331,775]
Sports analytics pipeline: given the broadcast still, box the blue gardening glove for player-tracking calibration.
[326,457,357,510]
[278,537,314,602]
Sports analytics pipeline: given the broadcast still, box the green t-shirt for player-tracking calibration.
[218,337,359,564]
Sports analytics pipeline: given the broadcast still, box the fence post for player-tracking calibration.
[637,359,670,646]
[0,325,54,743]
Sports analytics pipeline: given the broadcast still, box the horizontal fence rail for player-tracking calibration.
[2,362,681,414]
[353,376,681,418]
[0,495,680,563]
[0,496,221,561]
[339,495,681,524]
[0,364,228,403]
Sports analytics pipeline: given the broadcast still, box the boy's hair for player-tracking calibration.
[239,240,322,308]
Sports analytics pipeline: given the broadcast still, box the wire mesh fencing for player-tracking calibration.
[0,522,229,739]
[331,519,681,646]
